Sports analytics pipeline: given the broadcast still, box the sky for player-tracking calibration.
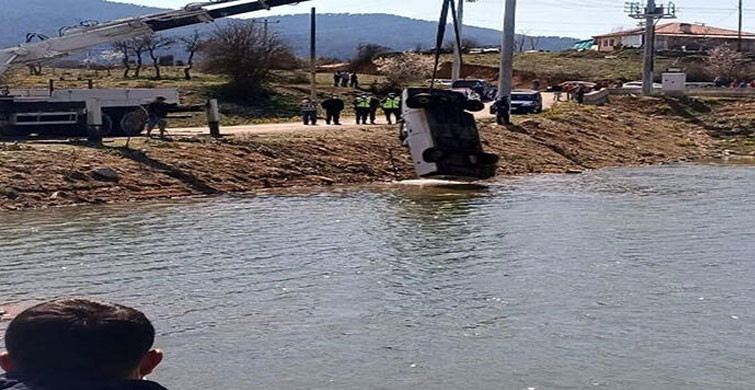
[120,0,753,39]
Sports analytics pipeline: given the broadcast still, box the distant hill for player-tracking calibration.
[267,13,579,59]
[0,0,579,61]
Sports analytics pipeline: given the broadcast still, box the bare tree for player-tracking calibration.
[200,20,295,96]
[706,44,747,80]
[142,35,174,80]
[130,37,148,78]
[374,52,434,88]
[112,41,132,78]
[527,35,541,51]
[180,30,203,80]
[350,44,389,71]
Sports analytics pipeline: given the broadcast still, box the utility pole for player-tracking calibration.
[310,7,317,101]
[627,1,676,96]
[452,0,464,81]
[642,0,656,96]
[738,0,744,52]
[252,18,280,40]
[497,0,516,123]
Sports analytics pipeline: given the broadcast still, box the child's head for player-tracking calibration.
[1,299,162,380]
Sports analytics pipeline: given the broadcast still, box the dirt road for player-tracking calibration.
[170,94,557,137]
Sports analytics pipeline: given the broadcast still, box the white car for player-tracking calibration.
[400,88,498,181]
[622,81,662,90]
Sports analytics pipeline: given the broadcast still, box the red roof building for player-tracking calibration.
[593,23,755,52]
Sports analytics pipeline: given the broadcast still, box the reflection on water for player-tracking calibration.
[2,164,755,390]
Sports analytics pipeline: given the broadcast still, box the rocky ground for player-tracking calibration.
[0,96,740,211]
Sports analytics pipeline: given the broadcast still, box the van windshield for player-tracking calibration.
[512,94,537,101]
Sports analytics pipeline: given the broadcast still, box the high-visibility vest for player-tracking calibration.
[383,97,400,109]
[357,97,371,108]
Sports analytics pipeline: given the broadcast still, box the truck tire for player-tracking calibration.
[120,108,148,136]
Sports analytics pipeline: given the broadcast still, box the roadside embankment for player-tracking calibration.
[0,97,726,210]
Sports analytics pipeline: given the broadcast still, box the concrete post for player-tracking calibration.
[452,0,464,81]
[86,99,103,143]
[496,0,517,125]
[207,98,220,138]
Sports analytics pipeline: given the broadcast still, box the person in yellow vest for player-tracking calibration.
[381,92,402,125]
[353,94,371,125]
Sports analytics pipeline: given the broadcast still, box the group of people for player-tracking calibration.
[333,71,359,89]
[717,77,755,89]
[299,92,402,126]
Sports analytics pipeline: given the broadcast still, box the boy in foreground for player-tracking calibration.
[0,299,169,390]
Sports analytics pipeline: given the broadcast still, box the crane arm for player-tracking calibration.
[0,0,308,78]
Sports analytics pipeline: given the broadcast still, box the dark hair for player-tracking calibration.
[4,299,155,379]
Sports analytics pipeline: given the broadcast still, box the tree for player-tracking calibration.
[180,30,203,80]
[527,35,541,51]
[112,41,132,78]
[200,20,294,97]
[142,35,174,80]
[374,52,434,88]
[351,44,389,71]
[129,37,148,78]
[706,44,747,80]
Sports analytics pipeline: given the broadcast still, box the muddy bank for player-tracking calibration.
[0,97,721,210]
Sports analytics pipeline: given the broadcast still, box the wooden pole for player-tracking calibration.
[310,7,317,101]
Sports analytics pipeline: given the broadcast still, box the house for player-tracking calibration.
[593,23,755,52]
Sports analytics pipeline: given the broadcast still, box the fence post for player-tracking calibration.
[207,99,220,138]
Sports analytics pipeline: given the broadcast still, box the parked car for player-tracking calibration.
[489,90,543,115]
[451,79,499,102]
[510,90,543,114]
[622,81,662,90]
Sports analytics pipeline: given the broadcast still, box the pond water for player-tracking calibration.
[2,163,755,389]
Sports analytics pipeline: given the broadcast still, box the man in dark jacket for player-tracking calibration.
[321,95,345,125]
[368,94,380,125]
[145,96,177,138]
[0,299,168,390]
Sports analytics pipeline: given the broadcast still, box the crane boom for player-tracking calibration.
[0,0,309,77]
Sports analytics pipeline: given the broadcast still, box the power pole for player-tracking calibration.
[642,0,656,96]
[310,7,317,101]
[627,1,676,96]
[738,0,744,52]
[452,0,464,81]
[252,18,280,40]
[497,0,516,121]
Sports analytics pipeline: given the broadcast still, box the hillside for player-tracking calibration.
[0,0,578,60]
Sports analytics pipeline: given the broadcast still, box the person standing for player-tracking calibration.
[354,94,370,124]
[341,72,350,87]
[575,85,586,104]
[381,92,402,124]
[350,73,359,89]
[333,72,341,87]
[321,95,345,125]
[300,98,318,125]
[368,94,380,125]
